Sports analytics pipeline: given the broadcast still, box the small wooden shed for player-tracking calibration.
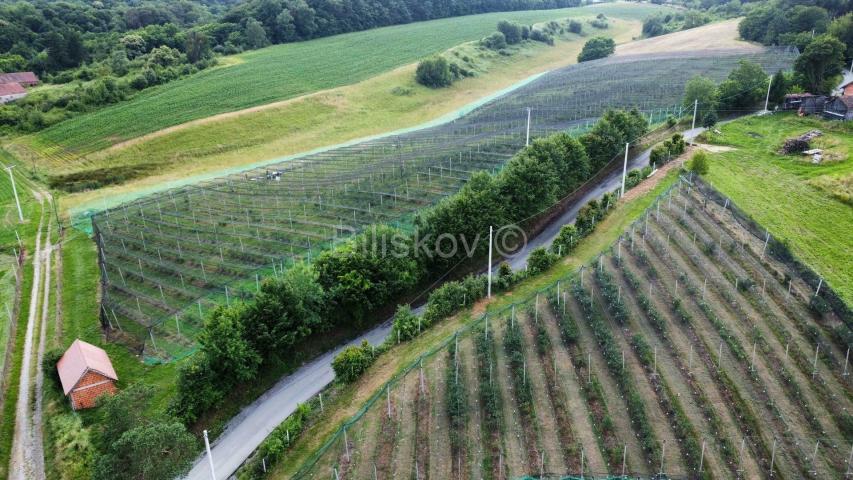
[824,96,853,121]
[57,339,118,410]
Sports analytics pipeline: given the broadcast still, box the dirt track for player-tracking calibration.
[8,192,53,480]
[615,19,761,56]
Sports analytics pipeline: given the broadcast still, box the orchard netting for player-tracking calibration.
[90,48,797,362]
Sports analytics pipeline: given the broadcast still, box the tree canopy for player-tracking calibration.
[577,36,615,62]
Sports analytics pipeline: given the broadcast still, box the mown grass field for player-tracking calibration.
[700,114,853,304]
[273,170,852,479]
[23,3,665,160]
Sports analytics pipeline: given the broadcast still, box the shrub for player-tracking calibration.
[392,304,421,341]
[666,115,677,128]
[551,224,579,256]
[497,20,523,44]
[423,275,486,325]
[689,150,710,175]
[569,20,583,34]
[43,347,64,390]
[527,247,558,274]
[529,30,554,45]
[577,37,615,62]
[590,18,609,29]
[332,341,377,383]
[702,109,718,128]
[496,261,514,290]
[415,56,453,88]
[170,352,225,425]
[48,413,95,480]
[480,31,507,50]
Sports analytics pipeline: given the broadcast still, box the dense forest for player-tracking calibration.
[0,0,581,76]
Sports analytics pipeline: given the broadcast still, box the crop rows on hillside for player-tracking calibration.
[291,178,851,479]
[90,49,797,361]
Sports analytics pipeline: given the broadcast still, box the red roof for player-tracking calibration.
[0,83,25,96]
[57,339,118,395]
[0,72,38,85]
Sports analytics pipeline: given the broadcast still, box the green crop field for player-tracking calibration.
[700,114,853,304]
[25,3,666,158]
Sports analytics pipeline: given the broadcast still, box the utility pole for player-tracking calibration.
[691,99,698,130]
[525,107,531,147]
[487,225,493,298]
[620,143,630,197]
[5,166,23,222]
[764,74,773,113]
[203,430,216,480]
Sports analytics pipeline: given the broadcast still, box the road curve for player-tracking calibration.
[183,127,705,480]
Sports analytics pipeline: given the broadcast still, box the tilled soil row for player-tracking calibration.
[539,301,608,474]
[528,306,582,473]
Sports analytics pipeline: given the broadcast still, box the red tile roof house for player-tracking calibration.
[57,339,119,410]
[0,82,27,104]
[0,71,39,87]
[841,81,853,97]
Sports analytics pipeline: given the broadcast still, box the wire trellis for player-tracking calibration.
[91,48,798,362]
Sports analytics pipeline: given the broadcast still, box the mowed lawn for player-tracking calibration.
[29,3,665,155]
[701,114,853,304]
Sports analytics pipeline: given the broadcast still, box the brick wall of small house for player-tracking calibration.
[69,370,117,409]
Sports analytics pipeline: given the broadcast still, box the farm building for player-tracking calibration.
[0,71,39,87]
[823,96,853,121]
[0,83,27,104]
[56,339,118,410]
[782,93,814,110]
[782,93,827,115]
[840,80,853,97]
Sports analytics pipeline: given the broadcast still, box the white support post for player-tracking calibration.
[691,99,698,130]
[764,74,773,112]
[487,226,493,298]
[770,439,777,477]
[203,430,216,480]
[620,143,630,198]
[525,107,531,147]
[699,440,706,474]
[5,166,23,222]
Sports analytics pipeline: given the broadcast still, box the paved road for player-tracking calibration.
[184,127,704,480]
[505,127,705,270]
